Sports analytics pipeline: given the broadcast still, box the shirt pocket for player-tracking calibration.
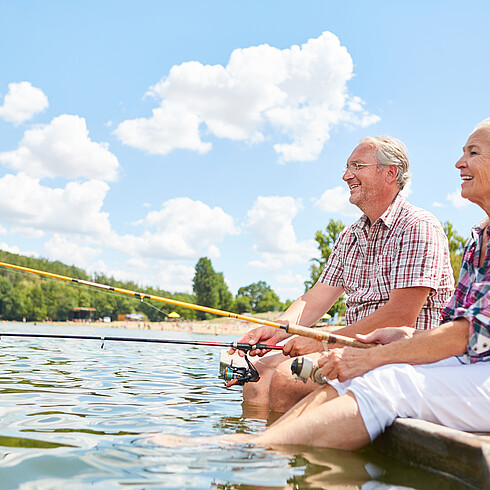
[372,254,392,296]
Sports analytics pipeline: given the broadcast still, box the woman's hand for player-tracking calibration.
[317,346,378,382]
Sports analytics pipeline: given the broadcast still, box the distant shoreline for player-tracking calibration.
[6,316,342,337]
[7,318,254,336]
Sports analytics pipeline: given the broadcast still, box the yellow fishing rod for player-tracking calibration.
[0,261,374,349]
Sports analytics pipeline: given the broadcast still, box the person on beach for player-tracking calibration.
[153,118,490,450]
[233,136,454,413]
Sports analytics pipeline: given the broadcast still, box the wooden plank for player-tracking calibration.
[372,418,490,489]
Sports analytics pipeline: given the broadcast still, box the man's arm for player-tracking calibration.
[277,281,344,328]
[333,286,431,338]
[232,282,343,356]
[284,286,431,357]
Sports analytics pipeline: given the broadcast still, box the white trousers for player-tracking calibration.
[330,357,490,441]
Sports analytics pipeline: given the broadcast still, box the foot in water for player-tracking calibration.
[150,432,254,447]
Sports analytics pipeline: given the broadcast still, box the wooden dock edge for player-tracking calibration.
[372,418,490,489]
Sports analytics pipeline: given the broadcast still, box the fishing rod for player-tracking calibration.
[0,261,375,349]
[0,332,283,386]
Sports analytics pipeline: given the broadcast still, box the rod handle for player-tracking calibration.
[284,323,376,349]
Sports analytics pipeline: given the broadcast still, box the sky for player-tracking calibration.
[0,1,488,301]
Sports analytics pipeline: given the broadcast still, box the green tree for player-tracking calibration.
[216,272,233,312]
[236,281,282,313]
[30,283,47,321]
[256,289,282,313]
[192,257,232,319]
[234,295,252,314]
[0,275,15,318]
[305,219,346,318]
[304,220,346,290]
[442,221,466,284]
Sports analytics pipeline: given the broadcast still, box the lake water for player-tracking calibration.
[0,322,467,489]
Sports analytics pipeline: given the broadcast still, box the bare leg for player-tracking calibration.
[268,354,321,413]
[242,352,284,405]
[243,353,321,412]
[254,387,370,450]
[151,385,336,447]
[152,385,370,451]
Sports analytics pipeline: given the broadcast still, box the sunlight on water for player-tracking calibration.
[0,323,467,489]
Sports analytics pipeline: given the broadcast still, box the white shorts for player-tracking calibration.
[329,357,490,441]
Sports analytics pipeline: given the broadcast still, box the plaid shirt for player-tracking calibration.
[442,218,490,363]
[319,194,454,329]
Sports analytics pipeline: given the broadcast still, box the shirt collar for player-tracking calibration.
[471,217,490,243]
[473,217,490,233]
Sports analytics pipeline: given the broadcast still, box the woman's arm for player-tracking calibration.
[318,319,470,382]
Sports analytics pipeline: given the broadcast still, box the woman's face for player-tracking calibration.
[455,127,490,211]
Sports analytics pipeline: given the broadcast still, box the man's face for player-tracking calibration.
[456,128,490,208]
[342,143,383,210]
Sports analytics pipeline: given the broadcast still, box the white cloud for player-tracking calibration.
[0,173,111,236]
[247,196,318,270]
[446,189,469,208]
[314,186,362,218]
[276,270,306,286]
[139,259,196,293]
[114,258,196,293]
[274,271,307,300]
[0,114,119,181]
[432,201,444,208]
[0,82,48,124]
[43,234,103,270]
[115,101,212,155]
[115,31,379,162]
[11,226,45,238]
[111,197,239,260]
[0,243,39,257]
[400,180,412,198]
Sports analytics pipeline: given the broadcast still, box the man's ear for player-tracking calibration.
[385,165,398,185]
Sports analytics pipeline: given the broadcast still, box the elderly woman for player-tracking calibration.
[154,119,490,449]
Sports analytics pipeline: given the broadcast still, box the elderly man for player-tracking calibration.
[234,136,454,413]
[153,119,490,450]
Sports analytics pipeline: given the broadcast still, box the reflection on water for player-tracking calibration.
[0,323,467,489]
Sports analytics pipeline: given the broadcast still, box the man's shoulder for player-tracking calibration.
[392,196,443,231]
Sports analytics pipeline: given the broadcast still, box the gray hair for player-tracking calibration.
[474,117,490,132]
[360,136,411,190]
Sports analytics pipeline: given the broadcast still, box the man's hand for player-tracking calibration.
[317,346,378,382]
[229,326,289,357]
[282,336,324,357]
[357,326,416,345]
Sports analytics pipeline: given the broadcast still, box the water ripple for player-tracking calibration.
[0,322,461,489]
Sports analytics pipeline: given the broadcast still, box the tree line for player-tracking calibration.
[0,220,465,322]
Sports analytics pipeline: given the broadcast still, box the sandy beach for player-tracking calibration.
[32,313,282,336]
[41,313,343,337]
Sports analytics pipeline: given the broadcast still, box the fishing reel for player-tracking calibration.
[290,356,328,385]
[219,350,260,387]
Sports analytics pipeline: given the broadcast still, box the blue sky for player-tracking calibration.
[0,1,488,301]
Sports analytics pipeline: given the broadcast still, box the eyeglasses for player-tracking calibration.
[343,162,379,174]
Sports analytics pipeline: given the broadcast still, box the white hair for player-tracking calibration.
[359,136,411,190]
[474,117,490,132]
